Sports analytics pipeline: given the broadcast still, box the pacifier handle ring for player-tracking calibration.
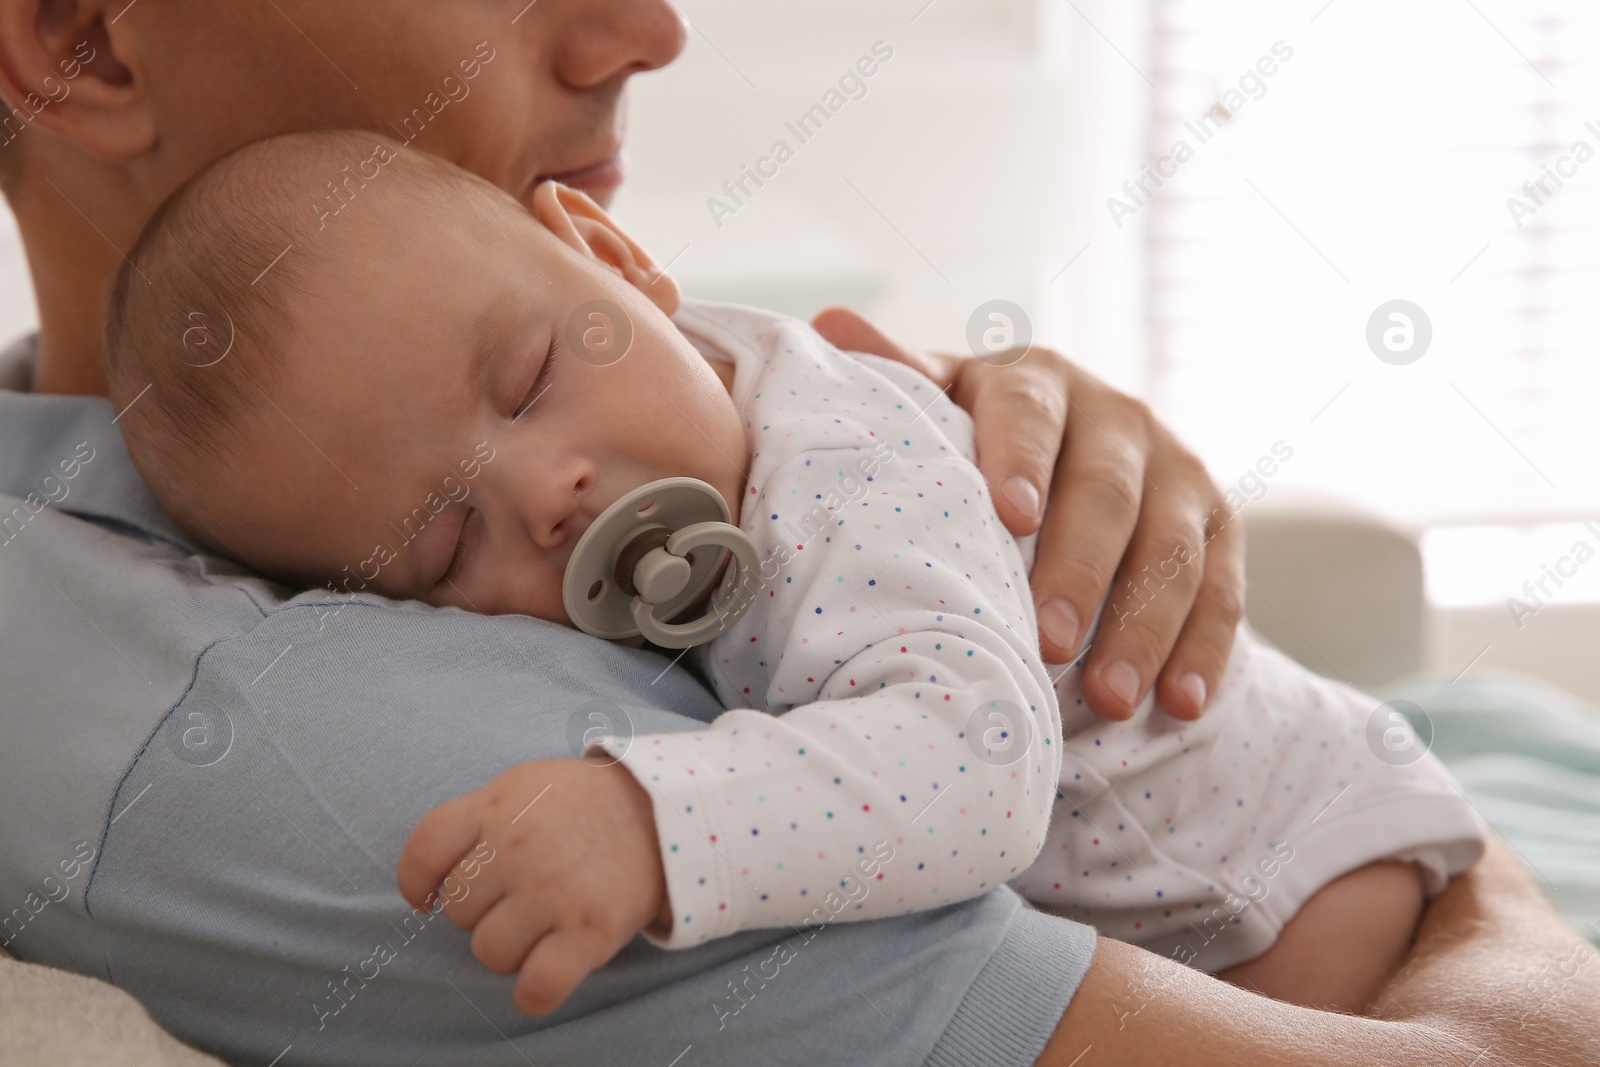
[630,520,761,648]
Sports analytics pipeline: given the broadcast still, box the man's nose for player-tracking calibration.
[550,0,687,89]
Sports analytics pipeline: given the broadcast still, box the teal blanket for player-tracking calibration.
[1383,670,1600,942]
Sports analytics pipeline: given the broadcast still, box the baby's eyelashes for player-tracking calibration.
[512,336,560,424]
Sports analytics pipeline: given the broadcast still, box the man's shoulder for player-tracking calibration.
[0,500,728,767]
[0,501,725,949]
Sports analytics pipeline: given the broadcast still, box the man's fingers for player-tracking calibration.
[1025,377,1150,665]
[396,803,482,911]
[1029,449,1145,664]
[511,927,609,1017]
[808,308,1246,721]
[810,307,1069,536]
[810,306,905,358]
[1074,454,1209,719]
[961,355,1068,538]
[810,306,959,388]
[470,898,550,976]
[1153,507,1246,721]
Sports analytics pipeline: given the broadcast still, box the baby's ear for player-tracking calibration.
[531,181,680,315]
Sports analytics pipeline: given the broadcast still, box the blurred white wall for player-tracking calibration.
[613,0,1151,391]
[0,202,36,350]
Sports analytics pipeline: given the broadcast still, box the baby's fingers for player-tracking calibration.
[511,927,612,1017]
[470,899,550,976]
[396,801,483,911]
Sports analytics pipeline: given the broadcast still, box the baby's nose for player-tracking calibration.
[521,460,595,550]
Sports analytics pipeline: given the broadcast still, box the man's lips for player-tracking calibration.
[537,150,625,196]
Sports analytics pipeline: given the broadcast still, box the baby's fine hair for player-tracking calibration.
[103,128,477,547]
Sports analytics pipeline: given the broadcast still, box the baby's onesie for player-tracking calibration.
[1010,543,1486,970]
[604,299,1062,949]
[607,298,1487,970]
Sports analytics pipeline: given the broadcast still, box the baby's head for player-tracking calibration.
[106,129,746,626]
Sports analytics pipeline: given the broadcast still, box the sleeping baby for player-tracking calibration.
[105,130,1487,1018]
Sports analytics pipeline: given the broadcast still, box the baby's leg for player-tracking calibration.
[1216,859,1424,1015]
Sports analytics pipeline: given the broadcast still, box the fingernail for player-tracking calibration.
[1103,660,1140,706]
[1179,671,1207,712]
[1038,598,1080,654]
[1003,475,1042,521]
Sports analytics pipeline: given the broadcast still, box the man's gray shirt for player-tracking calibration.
[0,334,1096,1067]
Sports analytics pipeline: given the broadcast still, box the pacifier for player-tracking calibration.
[562,477,761,649]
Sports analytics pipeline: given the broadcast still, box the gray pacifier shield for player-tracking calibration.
[562,477,735,643]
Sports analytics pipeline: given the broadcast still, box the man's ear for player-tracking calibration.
[0,0,154,167]
[531,180,680,317]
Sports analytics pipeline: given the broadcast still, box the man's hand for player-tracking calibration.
[811,307,1244,723]
[396,756,669,1016]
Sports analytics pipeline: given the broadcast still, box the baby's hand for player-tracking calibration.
[396,756,670,1016]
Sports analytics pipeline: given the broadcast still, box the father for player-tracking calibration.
[0,3,1594,1066]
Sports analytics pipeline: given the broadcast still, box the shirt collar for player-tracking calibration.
[0,333,200,552]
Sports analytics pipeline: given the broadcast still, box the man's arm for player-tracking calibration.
[1032,833,1599,1066]
[1366,830,1599,1063]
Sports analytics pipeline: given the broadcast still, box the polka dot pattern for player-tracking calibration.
[611,303,1062,948]
[1010,579,1488,971]
[615,301,1484,966]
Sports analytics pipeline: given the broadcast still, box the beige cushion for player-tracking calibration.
[1242,488,1426,688]
[0,947,224,1067]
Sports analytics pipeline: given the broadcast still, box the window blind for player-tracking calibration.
[1142,0,1600,524]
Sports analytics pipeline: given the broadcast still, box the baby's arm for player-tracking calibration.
[603,444,1063,948]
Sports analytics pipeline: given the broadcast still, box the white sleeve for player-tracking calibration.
[598,443,1061,949]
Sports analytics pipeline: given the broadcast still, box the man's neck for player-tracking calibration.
[11,167,148,398]
[31,281,112,398]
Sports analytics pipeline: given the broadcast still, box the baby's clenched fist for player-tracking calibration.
[396,755,670,1016]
